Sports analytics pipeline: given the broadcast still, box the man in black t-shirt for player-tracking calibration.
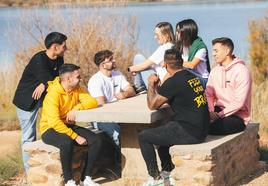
[13,32,67,173]
[139,48,210,186]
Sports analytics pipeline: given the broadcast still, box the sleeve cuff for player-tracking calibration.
[70,132,78,140]
[218,111,225,118]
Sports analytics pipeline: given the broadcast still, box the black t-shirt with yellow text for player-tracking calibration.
[159,70,210,140]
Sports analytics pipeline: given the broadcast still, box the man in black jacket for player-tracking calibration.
[13,32,67,173]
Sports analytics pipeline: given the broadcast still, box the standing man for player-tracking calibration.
[88,50,136,147]
[13,32,67,172]
[139,48,210,186]
[40,64,100,186]
[206,37,252,135]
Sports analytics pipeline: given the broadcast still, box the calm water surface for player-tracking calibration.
[0,1,268,64]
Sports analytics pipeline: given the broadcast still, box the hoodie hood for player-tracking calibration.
[47,77,66,95]
[219,57,246,88]
[224,56,245,71]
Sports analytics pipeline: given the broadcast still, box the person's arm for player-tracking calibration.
[66,88,98,123]
[32,56,53,87]
[88,77,106,105]
[205,74,216,113]
[183,57,201,69]
[147,74,168,110]
[129,59,154,72]
[218,68,251,118]
[183,48,207,69]
[73,88,98,110]
[115,85,136,100]
[32,83,46,100]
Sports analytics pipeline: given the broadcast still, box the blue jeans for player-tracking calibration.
[93,122,120,147]
[133,54,154,89]
[16,102,41,173]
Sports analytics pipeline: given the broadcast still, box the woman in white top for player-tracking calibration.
[175,19,210,87]
[128,22,175,92]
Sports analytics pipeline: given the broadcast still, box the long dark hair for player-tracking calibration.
[175,19,198,52]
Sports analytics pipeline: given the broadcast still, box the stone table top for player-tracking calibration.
[76,94,173,124]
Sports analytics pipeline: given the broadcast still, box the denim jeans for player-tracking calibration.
[133,53,155,89]
[16,101,41,173]
[92,122,120,147]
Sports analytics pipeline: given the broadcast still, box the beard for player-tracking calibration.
[106,63,116,71]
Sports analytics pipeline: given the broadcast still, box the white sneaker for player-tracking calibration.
[65,179,77,186]
[81,176,100,186]
[159,172,176,186]
[141,176,164,186]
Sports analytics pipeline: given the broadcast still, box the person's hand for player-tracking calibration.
[32,83,45,100]
[128,66,137,76]
[66,109,77,124]
[210,112,220,122]
[148,74,160,86]
[75,135,87,145]
[115,92,125,100]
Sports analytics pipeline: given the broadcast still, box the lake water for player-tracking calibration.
[0,1,268,64]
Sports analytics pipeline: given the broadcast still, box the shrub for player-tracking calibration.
[0,3,138,130]
[248,13,268,137]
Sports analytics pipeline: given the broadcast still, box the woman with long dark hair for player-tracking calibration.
[175,19,210,87]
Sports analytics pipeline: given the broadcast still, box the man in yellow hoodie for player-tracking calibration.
[40,63,100,186]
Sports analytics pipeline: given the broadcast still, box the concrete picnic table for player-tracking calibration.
[76,94,173,181]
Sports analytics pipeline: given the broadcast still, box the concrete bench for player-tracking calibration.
[169,123,264,186]
[24,128,116,186]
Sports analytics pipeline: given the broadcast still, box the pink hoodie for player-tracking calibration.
[205,57,252,124]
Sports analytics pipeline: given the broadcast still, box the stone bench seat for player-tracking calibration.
[24,127,116,186]
[169,123,264,186]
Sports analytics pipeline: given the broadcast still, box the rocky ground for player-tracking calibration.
[0,130,267,186]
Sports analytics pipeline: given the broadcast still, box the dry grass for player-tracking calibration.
[0,4,138,130]
[0,145,23,182]
[248,12,268,142]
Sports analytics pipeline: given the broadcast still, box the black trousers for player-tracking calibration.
[209,107,246,135]
[42,125,102,183]
[138,121,203,179]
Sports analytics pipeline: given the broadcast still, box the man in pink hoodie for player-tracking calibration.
[205,37,252,135]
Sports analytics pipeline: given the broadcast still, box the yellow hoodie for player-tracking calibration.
[40,77,98,140]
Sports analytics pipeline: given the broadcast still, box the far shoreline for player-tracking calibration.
[0,0,266,9]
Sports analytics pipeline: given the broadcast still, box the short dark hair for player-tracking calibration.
[59,63,80,76]
[44,32,67,49]
[94,50,113,66]
[164,48,183,69]
[212,37,234,54]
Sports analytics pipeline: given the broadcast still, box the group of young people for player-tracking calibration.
[13,18,252,186]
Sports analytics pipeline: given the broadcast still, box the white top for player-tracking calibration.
[149,42,173,81]
[182,48,209,78]
[88,71,130,103]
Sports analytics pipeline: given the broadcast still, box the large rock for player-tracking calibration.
[24,129,116,186]
[169,123,264,186]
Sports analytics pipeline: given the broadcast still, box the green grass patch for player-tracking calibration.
[0,147,23,182]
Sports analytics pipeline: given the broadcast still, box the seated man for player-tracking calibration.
[40,64,100,186]
[206,37,252,135]
[139,48,210,186]
[88,50,136,147]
